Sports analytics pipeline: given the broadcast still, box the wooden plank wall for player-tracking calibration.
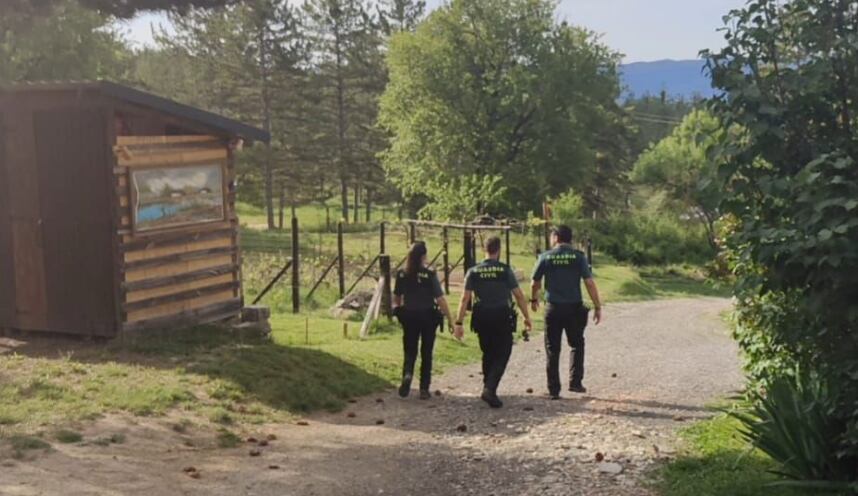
[114,136,242,332]
[0,111,15,327]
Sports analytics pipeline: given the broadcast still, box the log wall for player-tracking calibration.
[113,135,242,332]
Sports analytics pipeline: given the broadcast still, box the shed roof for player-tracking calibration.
[0,80,270,144]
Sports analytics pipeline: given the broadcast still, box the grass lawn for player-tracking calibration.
[0,203,727,454]
[656,412,813,496]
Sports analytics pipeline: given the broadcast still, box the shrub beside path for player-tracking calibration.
[0,298,742,496]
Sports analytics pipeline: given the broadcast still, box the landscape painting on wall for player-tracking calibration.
[131,164,225,232]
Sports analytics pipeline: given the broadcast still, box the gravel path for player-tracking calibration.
[0,298,743,496]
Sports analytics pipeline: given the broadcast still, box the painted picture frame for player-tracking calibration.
[131,164,226,233]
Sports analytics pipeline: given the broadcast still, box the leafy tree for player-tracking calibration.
[303,0,387,223]
[623,92,697,158]
[377,0,425,35]
[0,0,130,83]
[632,109,725,248]
[706,0,858,483]
[0,0,236,18]
[152,0,309,229]
[379,0,630,220]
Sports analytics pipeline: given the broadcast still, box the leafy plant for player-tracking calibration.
[732,374,858,492]
[706,0,858,484]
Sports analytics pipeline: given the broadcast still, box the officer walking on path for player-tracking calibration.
[393,241,456,400]
[530,225,603,399]
[454,236,532,408]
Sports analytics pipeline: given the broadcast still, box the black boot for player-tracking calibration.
[568,383,587,394]
[399,375,412,398]
[419,390,431,400]
[480,388,503,409]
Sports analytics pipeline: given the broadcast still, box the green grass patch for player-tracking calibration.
[54,429,83,444]
[657,413,811,496]
[6,435,51,459]
[216,429,242,448]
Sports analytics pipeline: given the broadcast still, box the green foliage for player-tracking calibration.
[732,374,858,492]
[380,0,631,217]
[706,0,858,482]
[658,412,812,496]
[624,93,696,157]
[0,0,131,83]
[417,174,507,221]
[632,109,726,247]
[54,430,84,444]
[594,212,713,266]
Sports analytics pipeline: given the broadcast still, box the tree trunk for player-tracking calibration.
[260,29,275,231]
[278,184,285,230]
[334,22,349,223]
[365,189,372,223]
[353,183,360,224]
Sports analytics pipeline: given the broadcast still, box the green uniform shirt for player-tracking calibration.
[464,259,519,309]
[394,268,443,311]
[531,245,592,304]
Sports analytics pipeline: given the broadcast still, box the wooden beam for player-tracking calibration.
[123,281,239,312]
[122,264,237,292]
[121,298,242,333]
[403,219,512,231]
[122,246,235,271]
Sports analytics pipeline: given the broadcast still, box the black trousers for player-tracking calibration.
[472,307,514,394]
[399,309,437,391]
[544,302,589,395]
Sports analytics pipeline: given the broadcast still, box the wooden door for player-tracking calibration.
[33,108,116,335]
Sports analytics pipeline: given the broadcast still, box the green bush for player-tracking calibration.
[732,374,858,493]
[592,212,713,266]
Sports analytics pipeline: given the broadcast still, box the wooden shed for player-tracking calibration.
[0,81,269,337]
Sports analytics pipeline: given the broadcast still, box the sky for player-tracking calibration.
[121,0,746,63]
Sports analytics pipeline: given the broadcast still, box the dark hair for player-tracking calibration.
[552,225,573,244]
[484,236,501,255]
[405,241,428,278]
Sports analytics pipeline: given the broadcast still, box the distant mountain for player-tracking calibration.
[619,59,714,100]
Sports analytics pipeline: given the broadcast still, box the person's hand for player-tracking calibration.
[593,307,602,325]
[523,317,533,332]
[530,300,539,312]
[453,324,465,341]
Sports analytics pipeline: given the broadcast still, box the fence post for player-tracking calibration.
[587,237,594,270]
[464,229,474,277]
[337,221,345,298]
[543,202,551,252]
[379,254,392,318]
[291,216,300,314]
[380,222,386,255]
[442,227,450,295]
[504,226,511,266]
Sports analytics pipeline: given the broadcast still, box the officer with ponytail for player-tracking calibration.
[393,241,455,399]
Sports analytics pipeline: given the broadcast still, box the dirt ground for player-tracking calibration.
[0,298,742,496]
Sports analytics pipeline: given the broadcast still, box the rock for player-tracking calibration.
[188,471,201,479]
[231,321,272,339]
[268,465,280,470]
[523,406,534,412]
[183,466,197,473]
[597,462,624,475]
[632,431,646,439]
[258,439,269,447]
[266,434,277,441]
[296,420,310,426]
[672,415,687,422]
[434,390,442,397]
[526,388,534,394]
[611,373,618,378]
[249,449,261,457]
[456,424,468,433]
[241,305,271,323]
[376,420,385,425]
[332,291,375,317]
[595,452,605,462]
[348,399,358,404]
[376,398,384,403]
[347,412,357,418]
[246,437,258,444]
